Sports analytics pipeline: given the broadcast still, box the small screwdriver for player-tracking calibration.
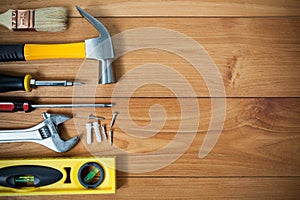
[0,101,114,113]
[0,74,84,93]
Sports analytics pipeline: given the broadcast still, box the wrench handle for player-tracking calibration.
[0,129,40,142]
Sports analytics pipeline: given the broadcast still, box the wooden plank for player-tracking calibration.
[1,0,300,17]
[0,98,299,176]
[0,18,299,97]
[4,177,299,199]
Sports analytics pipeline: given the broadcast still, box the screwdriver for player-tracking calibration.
[0,74,84,93]
[0,101,113,112]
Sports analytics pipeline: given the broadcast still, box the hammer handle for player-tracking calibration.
[0,42,85,61]
[0,44,25,61]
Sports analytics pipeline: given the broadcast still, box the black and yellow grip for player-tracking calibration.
[0,45,25,61]
[0,42,85,61]
[0,74,33,93]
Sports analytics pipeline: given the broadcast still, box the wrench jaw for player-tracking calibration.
[38,113,79,153]
[37,135,79,153]
[43,112,71,126]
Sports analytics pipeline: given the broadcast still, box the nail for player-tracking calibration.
[88,114,105,121]
[110,112,118,128]
[109,129,113,146]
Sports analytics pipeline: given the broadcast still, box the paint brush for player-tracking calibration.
[0,7,67,32]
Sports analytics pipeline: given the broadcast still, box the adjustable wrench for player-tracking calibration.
[0,112,79,152]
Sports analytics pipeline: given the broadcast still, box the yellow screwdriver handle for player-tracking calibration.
[24,42,86,60]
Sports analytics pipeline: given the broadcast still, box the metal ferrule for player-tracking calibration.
[30,79,72,87]
[12,9,35,30]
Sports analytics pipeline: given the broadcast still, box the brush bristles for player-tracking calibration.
[34,7,67,32]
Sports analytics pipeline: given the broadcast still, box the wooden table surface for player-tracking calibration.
[0,0,299,199]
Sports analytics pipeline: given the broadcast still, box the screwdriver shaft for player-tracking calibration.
[31,80,84,87]
[31,103,113,108]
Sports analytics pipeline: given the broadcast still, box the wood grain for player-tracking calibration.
[0,18,299,97]
[4,178,300,200]
[0,98,299,176]
[1,0,300,17]
[0,1,299,199]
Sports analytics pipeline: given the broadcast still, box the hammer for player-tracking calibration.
[0,6,115,84]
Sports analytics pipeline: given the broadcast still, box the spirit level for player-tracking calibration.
[0,157,116,196]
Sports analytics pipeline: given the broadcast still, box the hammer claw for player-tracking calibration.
[75,6,110,40]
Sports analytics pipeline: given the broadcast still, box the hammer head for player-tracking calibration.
[76,6,115,84]
[37,113,79,153]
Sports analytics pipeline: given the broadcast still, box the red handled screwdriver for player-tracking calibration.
[0,101,113,113]
[0,74,84,93]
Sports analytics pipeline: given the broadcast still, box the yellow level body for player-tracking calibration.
[0,157,116,196]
